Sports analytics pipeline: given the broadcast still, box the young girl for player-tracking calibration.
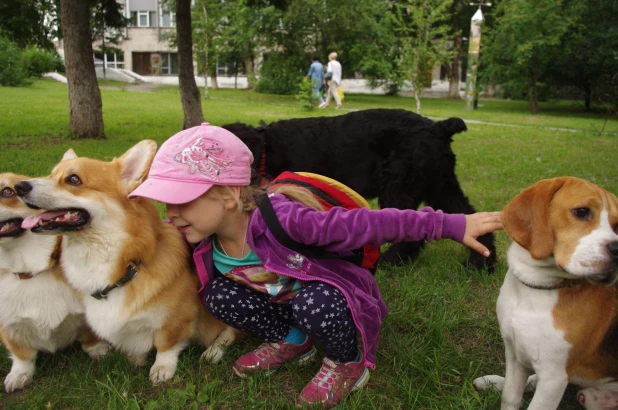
[129,123,502,408]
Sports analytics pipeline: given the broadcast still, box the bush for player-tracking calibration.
[0,37,31,86]
[295,77,316,110]
[255,54,304,95]
[22,46,63,78]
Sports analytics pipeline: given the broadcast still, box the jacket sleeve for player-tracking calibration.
[273,198,466,253]
[307,65,313,77]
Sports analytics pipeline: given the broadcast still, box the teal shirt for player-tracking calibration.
[213,241,261,274]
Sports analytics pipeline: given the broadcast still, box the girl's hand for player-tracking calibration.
[463,212,503,257]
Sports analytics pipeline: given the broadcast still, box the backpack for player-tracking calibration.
[257,171,380,274]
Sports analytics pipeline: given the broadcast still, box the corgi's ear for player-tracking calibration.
[62,149,78,161]
[118,140,157,194]
[501,177,568,260]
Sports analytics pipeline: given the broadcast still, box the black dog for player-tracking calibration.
[223,108,496,272]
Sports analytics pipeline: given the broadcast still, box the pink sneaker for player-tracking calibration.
[296,354,370,409]
[232,337,316,378]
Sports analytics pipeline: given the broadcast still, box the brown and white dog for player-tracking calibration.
[474,177,618,410]
[0,173,109,393]
[14,141,241,383]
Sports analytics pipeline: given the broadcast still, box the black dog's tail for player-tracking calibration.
[435,117,467,141]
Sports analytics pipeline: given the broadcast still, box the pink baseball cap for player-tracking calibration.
[129,122,253,204]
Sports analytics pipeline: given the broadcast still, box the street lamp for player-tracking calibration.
[464,2,491,110]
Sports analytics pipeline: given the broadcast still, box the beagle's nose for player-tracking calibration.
[14,181,32,197]
[608,242,618,260]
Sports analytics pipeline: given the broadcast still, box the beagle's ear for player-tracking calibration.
[501,178,568,260]
[117,140,158,194]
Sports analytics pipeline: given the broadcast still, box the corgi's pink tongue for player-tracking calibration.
[22,211,68,230]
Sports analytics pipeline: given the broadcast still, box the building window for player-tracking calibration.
[130,10,157,27]
[161,53,178,75]
[132,52,178,76]
[94,52,125,69]
[161,12,175,27]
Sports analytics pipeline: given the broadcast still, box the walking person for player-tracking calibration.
[320,52,343,109]
[130,123,503,409]
[306,56,324,106]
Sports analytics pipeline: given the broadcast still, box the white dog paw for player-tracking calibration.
[473,375,505,391]
[149,363,177,384]
[4,371,34,393]
[201,345,224,363]
[84,341,111,359]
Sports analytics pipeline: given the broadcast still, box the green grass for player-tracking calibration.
[0,79,616,409]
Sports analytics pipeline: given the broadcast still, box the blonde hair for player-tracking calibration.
[206,183,325,214]
[329,52,338,60]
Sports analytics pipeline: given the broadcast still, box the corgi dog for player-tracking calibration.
[14,141,240,383]
[0,173,109,393]
[474,177,618,410]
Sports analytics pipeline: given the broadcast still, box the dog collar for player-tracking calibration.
[518,277,580,290]
[14,272,34,280]
[91,261,141,300]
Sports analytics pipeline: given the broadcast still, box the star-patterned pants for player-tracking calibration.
[203,275,358,362]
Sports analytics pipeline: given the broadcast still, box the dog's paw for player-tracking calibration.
[4,369,34,393]
[473,375,505,391]
[201,344,225,363]
[83,341,111,359]
[149,363,177,384]
[577,387,618,410]
[128,353,148,367]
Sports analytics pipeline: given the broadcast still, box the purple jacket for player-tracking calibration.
[192,193,466,369]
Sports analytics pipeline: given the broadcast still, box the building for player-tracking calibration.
[94,0,178,75]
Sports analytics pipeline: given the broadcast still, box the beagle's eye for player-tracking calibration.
[572,207,591,220]
[1,187,14,197]
[65,174,82,186]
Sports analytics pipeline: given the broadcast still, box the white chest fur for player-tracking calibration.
[0,272,85,352]
[497,244,572,372]
[82,292,167,356]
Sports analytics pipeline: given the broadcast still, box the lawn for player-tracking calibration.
[0,79,616,409]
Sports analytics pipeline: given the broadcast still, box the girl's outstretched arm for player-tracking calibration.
[463,212,503,257]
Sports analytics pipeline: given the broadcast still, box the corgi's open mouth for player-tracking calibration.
[21,209,91,233]
[0,218,25,237]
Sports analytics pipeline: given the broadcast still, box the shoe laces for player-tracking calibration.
[313,358,341,389]
[255,342,280,359]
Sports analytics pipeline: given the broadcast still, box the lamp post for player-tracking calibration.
[464,2,491,110]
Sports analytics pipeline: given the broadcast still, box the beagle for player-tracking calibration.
[474,177,618,410]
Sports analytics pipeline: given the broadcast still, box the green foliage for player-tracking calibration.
[255,53,304,95]
[0,0,58,50]
[0,36,31,86]
[481,0,574,113]
[390,0,455,113]
[295,77,317,110]
[21,46,62,78]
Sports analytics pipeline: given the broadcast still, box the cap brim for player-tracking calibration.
[129,177,213,204]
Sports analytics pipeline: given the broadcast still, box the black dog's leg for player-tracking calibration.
[425,177,497,273]
[381,241,425,266]
[376,160,427,266]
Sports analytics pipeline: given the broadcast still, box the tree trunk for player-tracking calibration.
[176,0,204,129]
[60,0,104,139]
[528,81,539,114]
[448,33,462,99]
[245,55,255,90]
[414,89,422,114]
[584,84,591,111]
[210,69,219,90]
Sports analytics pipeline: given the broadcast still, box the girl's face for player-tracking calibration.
[165,187,238,243]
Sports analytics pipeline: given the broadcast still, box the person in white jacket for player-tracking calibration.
[320,52,343,109]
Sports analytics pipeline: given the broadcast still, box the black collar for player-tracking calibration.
[91,261,141,300]
[518,277,580,290]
